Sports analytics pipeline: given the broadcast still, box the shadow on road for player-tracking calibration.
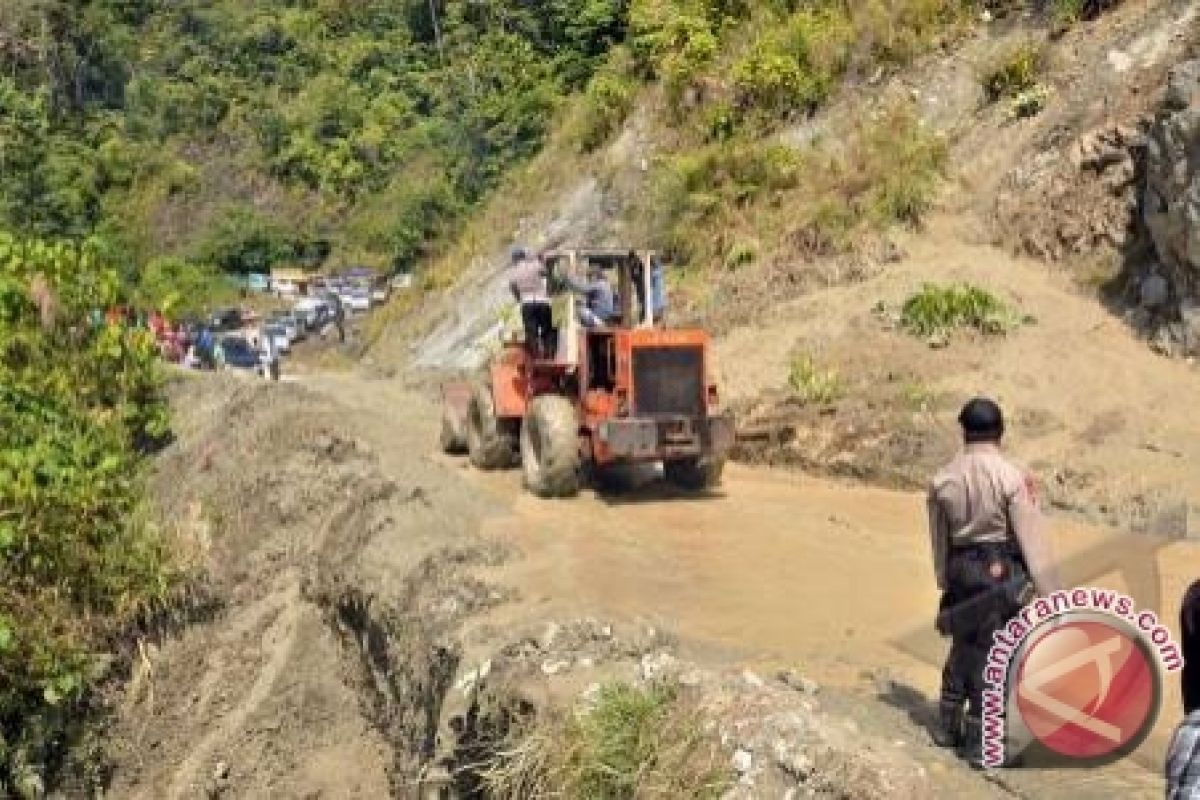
[876,680,941,742]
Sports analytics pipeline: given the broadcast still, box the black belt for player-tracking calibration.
[953,541,1021,559]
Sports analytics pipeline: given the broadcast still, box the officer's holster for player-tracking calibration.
[938,543,1032,640]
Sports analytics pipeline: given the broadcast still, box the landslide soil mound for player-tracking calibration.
[103,374,503,799]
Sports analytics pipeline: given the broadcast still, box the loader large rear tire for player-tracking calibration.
[664,457,725,492]
[467,381,515,469]
[521,396,581,498]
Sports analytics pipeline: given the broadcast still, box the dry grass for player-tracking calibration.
[480,682,730,800]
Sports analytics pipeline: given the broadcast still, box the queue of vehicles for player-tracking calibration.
[192,276,384,378]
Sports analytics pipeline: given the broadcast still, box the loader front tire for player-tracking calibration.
[521,396,581,498]
[467,381,515,469]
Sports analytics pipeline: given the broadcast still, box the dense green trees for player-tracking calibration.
[0,0,631,278]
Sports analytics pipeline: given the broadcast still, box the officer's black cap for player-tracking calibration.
[958,397,1004,442]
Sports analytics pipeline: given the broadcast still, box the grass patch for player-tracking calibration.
[792,102,948,253]
[900,378,937,411]
[900,283,1025,340]
[482,681,729,799]
[788,354,845,405]
[981,41,1046,102]
[1048,0,1123,32]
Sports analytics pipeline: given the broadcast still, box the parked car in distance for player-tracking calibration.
[218,336,263,375]
[266,314,300,343]
[347,290,372,313]
[293,298,327,330]
[276,311,307,340]
[209,307,243,331]
[261,324,291,354]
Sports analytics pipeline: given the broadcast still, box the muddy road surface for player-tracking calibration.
[105,369,1197,798]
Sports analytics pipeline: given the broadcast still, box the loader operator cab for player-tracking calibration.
[535,248,660,360]
[532,249,663,397]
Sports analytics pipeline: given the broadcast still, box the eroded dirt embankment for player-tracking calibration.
[103,373,507,798]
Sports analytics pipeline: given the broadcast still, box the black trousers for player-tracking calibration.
[938,544,1031,718]
[521,302,554,357]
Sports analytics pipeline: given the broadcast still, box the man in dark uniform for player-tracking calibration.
[928,398,1059,766]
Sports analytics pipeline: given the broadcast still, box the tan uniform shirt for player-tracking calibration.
[509,258,549,305]
[927,443,1059,596]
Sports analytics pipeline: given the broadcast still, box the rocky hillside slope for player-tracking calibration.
[392,0,1200,533]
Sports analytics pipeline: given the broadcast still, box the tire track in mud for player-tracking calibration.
[163,581,302,800]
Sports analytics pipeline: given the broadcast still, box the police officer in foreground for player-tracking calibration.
[928,398,1059,767]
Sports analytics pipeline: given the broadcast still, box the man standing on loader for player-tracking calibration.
[927,398,1059,767]
[508,247,553,358]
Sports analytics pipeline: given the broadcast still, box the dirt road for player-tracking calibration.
[337,373,1192,798]
[105,369,1197,798]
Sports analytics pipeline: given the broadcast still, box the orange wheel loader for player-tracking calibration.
[439,249,734,498]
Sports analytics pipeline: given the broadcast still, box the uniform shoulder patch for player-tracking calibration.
[1021,472,1040,507]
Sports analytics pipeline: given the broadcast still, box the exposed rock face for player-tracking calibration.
[996,123,1143,263]
[1143,60,1200,305]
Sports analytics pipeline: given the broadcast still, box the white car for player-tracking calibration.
[267,315,300,343]
[261,324,291,354]
[294,298,327,329]
[277,311,307,341]
[347,291,372,313]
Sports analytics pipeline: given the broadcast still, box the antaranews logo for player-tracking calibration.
[980,588,1183,768]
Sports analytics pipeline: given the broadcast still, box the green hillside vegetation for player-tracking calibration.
[0,0,631,296]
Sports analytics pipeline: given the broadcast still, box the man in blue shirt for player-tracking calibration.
[564,263,615,328]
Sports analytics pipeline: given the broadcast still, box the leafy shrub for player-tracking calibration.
[135,257,237,318]
[900,283,1023,339]
[192,205,297,275]
[732,7,853,118]
[482,682,730,799]
[650,141,800,261]
[628,0,743,109]
[981,41,1045,102]
[0,232,175,792]
[788,354,844,405]
[1010,84,1050,119]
